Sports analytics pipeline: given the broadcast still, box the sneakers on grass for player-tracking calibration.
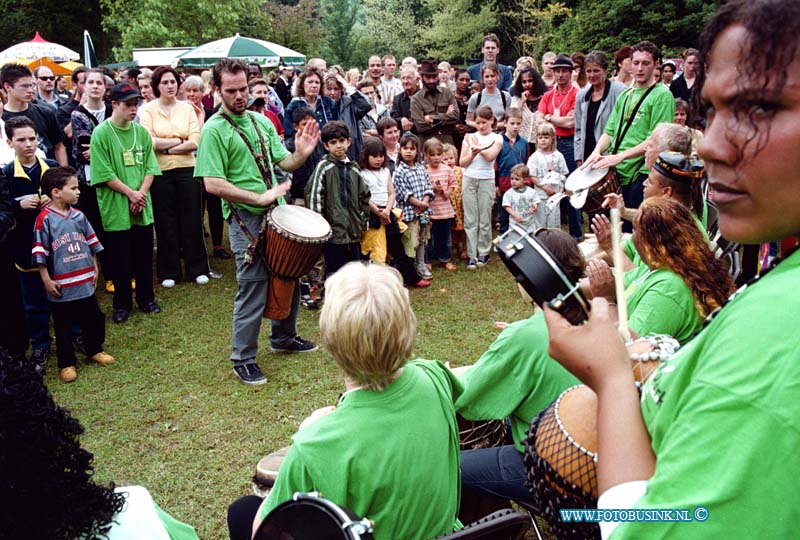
[270,337,319,354]
[233,363,267,385]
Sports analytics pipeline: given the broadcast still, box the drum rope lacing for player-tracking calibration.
[521,337,682,540]
[552,386,598,463]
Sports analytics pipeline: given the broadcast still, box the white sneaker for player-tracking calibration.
[195,275,209,285]
[161,279,176,288]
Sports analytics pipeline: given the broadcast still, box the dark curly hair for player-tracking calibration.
[633,198,734,317]
[697,0,800,164]
[0,351,125,539]
[510,67,547,103]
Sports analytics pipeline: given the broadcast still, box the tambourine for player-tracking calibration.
[495,224,590,325]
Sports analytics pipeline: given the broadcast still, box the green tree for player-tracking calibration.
[0,0,112,63]
[265,0,323,57]
[360,0,421,62]
[419,0,496,65]
[99,0,267,60]
[550,0,719,57]
[496,0,571,60]
[319,0,362,67]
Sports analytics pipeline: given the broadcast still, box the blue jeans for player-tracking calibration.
[497,197,510,234]
[429,218,452,262]
[228,211,301,364]
[557,136,583,239]
[18,270,52,352]
[460,444,535,503]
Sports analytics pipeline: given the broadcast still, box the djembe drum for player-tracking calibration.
[564,167,619,215]
[522,336,680,540]
[264,205,331,320]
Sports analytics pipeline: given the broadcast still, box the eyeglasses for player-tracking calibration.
[38,76,55,81]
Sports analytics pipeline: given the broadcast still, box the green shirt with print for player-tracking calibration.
[194,110,289,219]
[611,249,800,540]
[260,360,462,540]
[604,84,675,185]
[90,120,160,232]
[456,311,580,452]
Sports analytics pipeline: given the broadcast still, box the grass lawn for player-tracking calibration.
[48,246,533,540]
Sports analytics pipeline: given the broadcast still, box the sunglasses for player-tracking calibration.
[38,76,55,81]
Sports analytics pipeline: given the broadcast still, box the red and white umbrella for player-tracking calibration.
[0,32,80,63]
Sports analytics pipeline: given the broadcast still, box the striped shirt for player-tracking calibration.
[32,206,103,302]
[426,165,456,220]
[393,162,434,222]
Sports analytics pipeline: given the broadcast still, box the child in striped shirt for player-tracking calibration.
[33,167,114,383]
[424,138,458,271]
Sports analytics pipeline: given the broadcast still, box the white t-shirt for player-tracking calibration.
[502,186,540,227]
[463,132,503,179]
[362,167,391,207]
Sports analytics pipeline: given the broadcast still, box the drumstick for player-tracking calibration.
[609,208,631,341]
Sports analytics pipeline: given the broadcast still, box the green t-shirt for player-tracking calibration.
[455,311,580,452]
[604,84,675,185]
[625,267,702,344]
[612,249,800,539]
[623,235,648,288]
[90,120,160,231]
[194,111,289,219]
[260,360,463,540]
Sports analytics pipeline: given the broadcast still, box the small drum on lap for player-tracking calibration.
[457,416,507,451]
[253,446,290,498]
[264,205,331,320]
[522,336,680,540]
[255,492,374,540]
[565,167,619,215]
[495,224,590,325]
[523,386,600,540]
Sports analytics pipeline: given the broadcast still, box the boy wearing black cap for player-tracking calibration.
[90,83,161,323]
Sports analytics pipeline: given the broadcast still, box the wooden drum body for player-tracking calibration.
[264,205,331,320]
[565,167,619,215]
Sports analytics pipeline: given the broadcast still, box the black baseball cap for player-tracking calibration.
[552,54,574,70]
[109,83,142,102]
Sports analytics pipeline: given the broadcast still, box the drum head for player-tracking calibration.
[569,189,589,210]
[496,225,590,325]
[255,494,373,540]
[269,205,332,241]
[564,167,609,192]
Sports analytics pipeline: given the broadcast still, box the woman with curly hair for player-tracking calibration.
[588,196,733,344]
[0,351,198,539]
